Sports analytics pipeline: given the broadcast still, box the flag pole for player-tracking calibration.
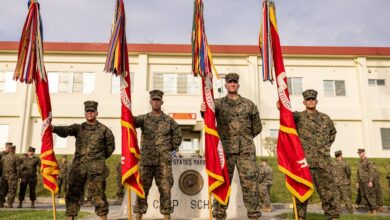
[292,196,298,220]
[52,192,57,220]
[208,193,212,220]
[128,188,132,220]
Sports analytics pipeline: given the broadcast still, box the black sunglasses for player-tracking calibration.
[85,110,96,113]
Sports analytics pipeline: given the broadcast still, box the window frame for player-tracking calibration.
[381,128,390,150]
[152,72,201,95]
[323,79,346,97]
[287,77,303,96]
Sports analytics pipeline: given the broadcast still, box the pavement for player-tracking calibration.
[1,198,390,219]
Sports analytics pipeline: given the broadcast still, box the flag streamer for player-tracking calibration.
[14,0,59,194]
[192,0,231,206]
[259,0,314,203]
[105,0,145,199]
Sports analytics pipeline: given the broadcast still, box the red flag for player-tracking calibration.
[104,0,145,198]
[14,0,59,193]
[260,0,314,202]
[192,0,231,205]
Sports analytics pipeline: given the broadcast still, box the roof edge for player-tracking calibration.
[1,41,390,56]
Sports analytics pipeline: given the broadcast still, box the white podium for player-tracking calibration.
[119,157,248,219]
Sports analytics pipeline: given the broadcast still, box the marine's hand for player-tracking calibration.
[276,100,281,110]
[200,102,206,112]
[368,181,373,188]
[355,182,359,189]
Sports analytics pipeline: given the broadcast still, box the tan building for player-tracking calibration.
[0,42,390,157]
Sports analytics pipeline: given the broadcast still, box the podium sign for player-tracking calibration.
[120,157,248,219]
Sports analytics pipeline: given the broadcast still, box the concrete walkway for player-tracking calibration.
[2,198,390,220]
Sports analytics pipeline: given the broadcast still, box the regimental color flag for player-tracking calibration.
[14,0,59,193]
[192,0,231,205]
[259,0,314,202]
[104,0,145,198]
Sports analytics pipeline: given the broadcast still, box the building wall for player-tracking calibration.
[0,43,390,158]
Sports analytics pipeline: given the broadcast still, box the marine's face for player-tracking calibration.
[150,98,163,111]
[27,151,34,157]
[261,161,267,167]
[84,109,98,122]
[358,152,365,159]
[303,98,318,110]
[225,80,240,94]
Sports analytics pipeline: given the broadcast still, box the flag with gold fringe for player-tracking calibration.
[260,0,314,203]
[14,0,59,194]
[192,0,231,206]
[104,0,145,198]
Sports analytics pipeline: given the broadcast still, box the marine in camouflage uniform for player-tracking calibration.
[18,147,40,208]
[133,90,182,220]
[116,160,124,201]
[356,148,378,214]
[0,142,12,193]
[258,158,273,212]
[0,145,20,208]
[57,155,69,198]
[202,73,262,220]
[292,89,339,219]
[52,101,115,220]
[332,150,353,214]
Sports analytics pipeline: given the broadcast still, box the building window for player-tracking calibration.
[368,79,385,86]
[111,72,134,94]
[0,125,9,147]
[178,138,200,154]
[0,72,17,93]
[54,133,67,149]
[323,80,346,97]
[381,128,390,150]
[48,72,95,94]
[287,77,303,95]
[153,73,200,95]
[214,74,227,98]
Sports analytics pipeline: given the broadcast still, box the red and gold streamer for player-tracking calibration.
[260,0,314,202]
[14,0,59,193]
[104,0,145,198]
[192,0,231,205]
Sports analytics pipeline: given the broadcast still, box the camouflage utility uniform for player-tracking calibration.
[0,151,20,206]
[53,121,115,217]
[213,95,263,219]
[116,160,124,200]
[258,163,273,209]
[133,112,182,215]
[58,159,69,197]
[357,157,378,211]
[293,110,339,219]
[18,155,40,203]
[0,150,7,190]
[332,158,352,213]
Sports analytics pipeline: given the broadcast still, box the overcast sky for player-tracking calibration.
[0,0,389,46]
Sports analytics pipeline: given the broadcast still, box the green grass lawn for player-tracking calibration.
[0,210,91,220]
[28,155,389,204]
[277,212,389,220]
